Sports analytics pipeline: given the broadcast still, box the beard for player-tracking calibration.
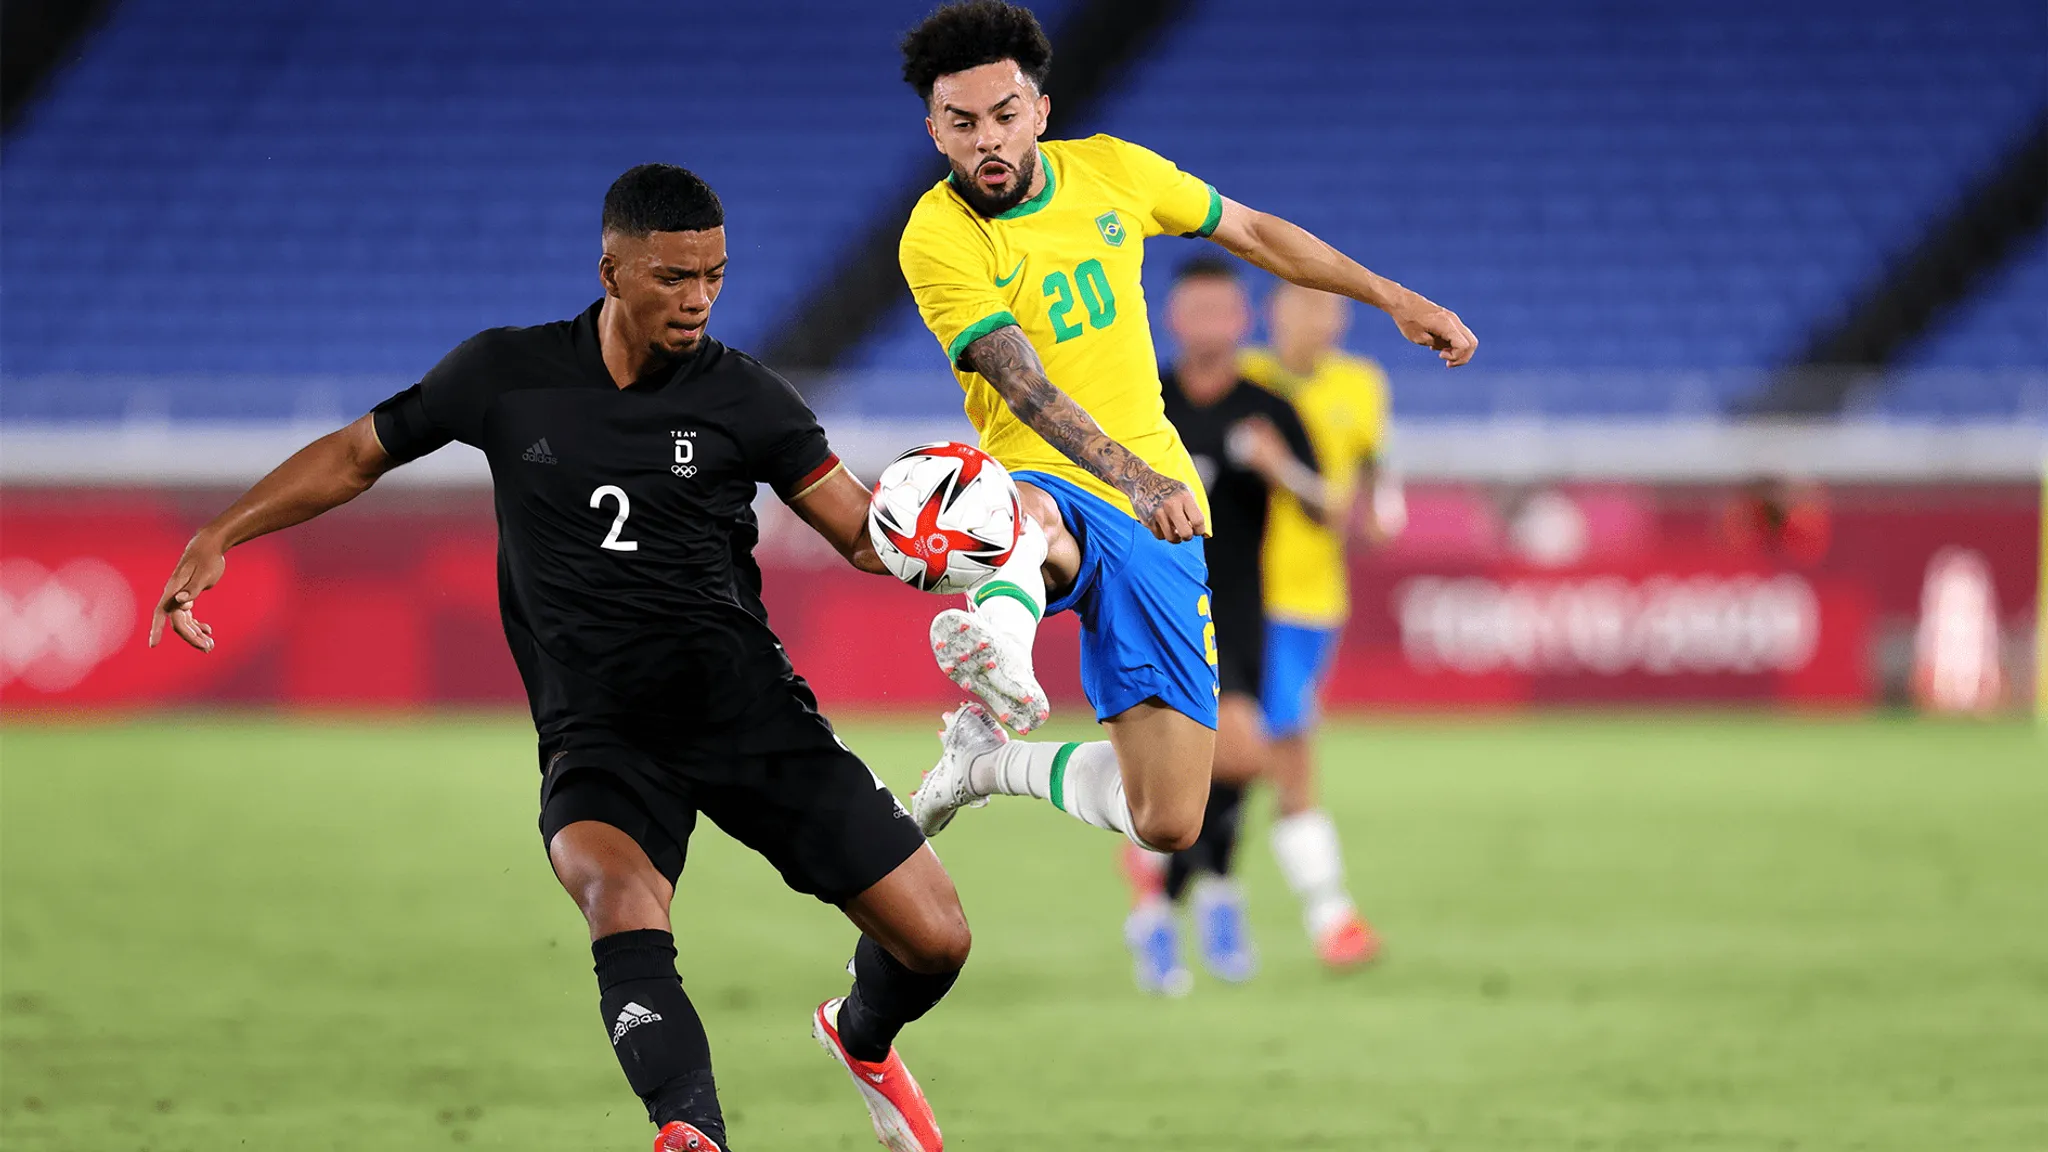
[951,147,1040,217]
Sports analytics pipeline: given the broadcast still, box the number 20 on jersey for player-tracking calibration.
[1042,258,1117,343]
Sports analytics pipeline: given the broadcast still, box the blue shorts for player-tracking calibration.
[1260,621,1343,739]
[1015,471,1219,730]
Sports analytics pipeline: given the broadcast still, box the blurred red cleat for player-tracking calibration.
[1119,841,1166,906]
[1316,913,1382,969]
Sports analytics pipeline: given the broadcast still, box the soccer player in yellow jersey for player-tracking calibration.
[898,1,1475,862]
[1240,283,1405,969]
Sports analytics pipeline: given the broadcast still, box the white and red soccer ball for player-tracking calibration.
[867,441,1019,594]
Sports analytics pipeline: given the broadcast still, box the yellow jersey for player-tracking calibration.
[1240,347,1390,626]
[899,134,1220,523]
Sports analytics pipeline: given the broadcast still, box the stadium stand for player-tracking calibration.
[1902,228,2048,371]
[1875,231,2048,419]
[850,0,2048,417]
[2,0,2040,424]
[0,0,1021,420]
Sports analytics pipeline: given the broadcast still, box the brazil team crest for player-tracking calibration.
[1095,211,1125,247]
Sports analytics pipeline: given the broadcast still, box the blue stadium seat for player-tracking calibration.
[849,0,2048,418]
[1900,232,2048,369]
[1,0,1068,419]
[1880,231,2048,420]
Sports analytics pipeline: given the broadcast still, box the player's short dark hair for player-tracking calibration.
[602,164,723,236]
[901,1,1053,105]
[1173,254,1240,287]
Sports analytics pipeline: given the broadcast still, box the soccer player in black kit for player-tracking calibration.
[149,166,958,1152]
[1120,256,1329,994]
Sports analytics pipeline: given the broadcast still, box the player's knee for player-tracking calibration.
[925,920,975,975]
[567,868,668,936]
[551,837,669,936]
[898,909,972,974]
[1131,799,1204,854]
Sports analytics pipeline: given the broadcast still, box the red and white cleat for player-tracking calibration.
[653,1121,722,1151]
[929,608,1049,734]
[1315,912,1382,970]
[813,997,944,1152]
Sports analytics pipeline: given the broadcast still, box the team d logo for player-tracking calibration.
[671,430,697,478]
[1095,211,1124,247]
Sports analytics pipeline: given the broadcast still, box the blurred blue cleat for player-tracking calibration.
[1123,900,1193,997]
[1191,877,1258,983]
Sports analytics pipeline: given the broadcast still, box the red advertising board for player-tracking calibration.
[0,482,2036,713]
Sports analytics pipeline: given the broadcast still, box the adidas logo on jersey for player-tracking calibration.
[612,1001,663,1044]
[522,438,557,464]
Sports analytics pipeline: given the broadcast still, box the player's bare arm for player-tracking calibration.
[787,462,890,575]
[149,414,396,651]
[960,324,1206,543]
[1208,198,1478,367]
[1227,415,1331,526]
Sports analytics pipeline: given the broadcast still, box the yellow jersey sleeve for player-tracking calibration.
[1106,138,1223,240]
[899,197,1019,367]
[1351,360,1391,461]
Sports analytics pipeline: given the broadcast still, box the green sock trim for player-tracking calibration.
[1048,743,1080,812]
[972,580,1043,622]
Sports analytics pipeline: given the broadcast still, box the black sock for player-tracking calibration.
[592,929,724,1141]
[1165,783,1247,903]
[835,936,959,1063]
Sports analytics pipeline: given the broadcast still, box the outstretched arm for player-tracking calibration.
[787,463,889,576]
[960,325,1206,543]
[1208,199,1478,367]
[150,414,397,651]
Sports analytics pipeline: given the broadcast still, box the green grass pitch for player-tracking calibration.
[3,714,2044,1150]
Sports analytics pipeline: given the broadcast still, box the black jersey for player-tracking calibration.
[372,301,844,755]
[1161,368,1318,630]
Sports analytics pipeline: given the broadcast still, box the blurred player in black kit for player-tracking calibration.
[151,165,957,1152]
[1119,256,1328,994]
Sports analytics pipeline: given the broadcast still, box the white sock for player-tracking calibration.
[967,516,1047,654]
[970,739,1152,847]
[1270,809,1356,939]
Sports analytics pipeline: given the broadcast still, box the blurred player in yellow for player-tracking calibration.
[1240,283,1406,968]
[896,1,1474,869]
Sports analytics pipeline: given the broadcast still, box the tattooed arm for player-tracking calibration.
[961,324,1206,543]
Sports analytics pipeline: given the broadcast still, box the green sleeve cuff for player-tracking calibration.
[947,310,1020,367]
[1183,184,1223,239]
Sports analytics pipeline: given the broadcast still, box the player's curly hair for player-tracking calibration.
[602,164,723,236]
[900,1,1053,105]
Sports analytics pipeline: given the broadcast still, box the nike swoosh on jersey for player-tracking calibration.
[993,259,1025,287]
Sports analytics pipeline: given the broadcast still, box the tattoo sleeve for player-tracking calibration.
[959,325,1184,516]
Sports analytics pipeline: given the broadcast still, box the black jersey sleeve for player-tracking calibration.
[1266,392,1321,476]
[370,332,503,462]
[738,360,840,501]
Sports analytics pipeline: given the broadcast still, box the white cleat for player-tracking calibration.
[929,608,1050,734]
[910,703,1005,837]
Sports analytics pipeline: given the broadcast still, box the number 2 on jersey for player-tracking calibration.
[589,485,638,552]
[1042,258,1117,343]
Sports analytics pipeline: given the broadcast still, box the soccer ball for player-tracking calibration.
[868,441,1019,594]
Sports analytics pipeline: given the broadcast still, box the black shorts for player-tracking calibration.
[537,733,926,906]
[1209,586,1266,703]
